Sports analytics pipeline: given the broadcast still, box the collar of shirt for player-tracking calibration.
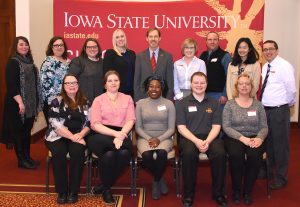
[187,93,209,103]
[149,47,159,60]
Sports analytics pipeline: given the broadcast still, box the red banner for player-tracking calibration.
[54,0,264,60]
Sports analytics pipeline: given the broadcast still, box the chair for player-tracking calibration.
[132,130,180,197]
[262,152,271,198]
[86,131,135,196]
[45,150,90,194]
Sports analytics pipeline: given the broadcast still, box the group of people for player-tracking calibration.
[1,27,296,207]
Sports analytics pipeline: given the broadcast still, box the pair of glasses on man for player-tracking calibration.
[64,81,78,86]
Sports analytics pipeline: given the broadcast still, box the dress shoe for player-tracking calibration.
[159,178,169,195]
[91,184,104,195]
[270,180,287,190]
[102,189,114,204]
[182,196,193,207]
[26,157,40,166]
[57,192,67,204]
[67,193,78,204]
[152,181,161,200]
[18,160,37,169]
[214,195,227,207]
[244,194,253,205]
[232,191,240,204]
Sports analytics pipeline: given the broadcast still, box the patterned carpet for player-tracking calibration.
[0,184,145,207]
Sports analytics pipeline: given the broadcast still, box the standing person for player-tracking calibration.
[69,38,103,101]
[261,40,296,190]
[227,37,261,100]
[134,28,174,102]
[1,36,43,169]
[135,76,175,200]
[87,70,135,204]
[176,72,227,207]
[174,38,206,100]
[199,31,231,105]
[40,36,70,124]
[45,74,90,204]
[223,74,268,205]
[103,29,136,98]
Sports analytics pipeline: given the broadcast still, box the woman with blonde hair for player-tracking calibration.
[103,29,136,98]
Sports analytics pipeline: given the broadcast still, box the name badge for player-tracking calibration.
[84,110,88,116]
[188,106,197,112]
[157,105,167,111]
[211,58,218,62]
[247,110,256,116]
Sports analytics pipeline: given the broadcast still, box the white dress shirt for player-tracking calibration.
[173,56,206,100]
[261,55,296,107]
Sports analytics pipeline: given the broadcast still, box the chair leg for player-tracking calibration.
[179,158,183,197]
[85,157,90,195]
[46,156,51,193]
[175,158,180,197]
[266,157,271,198]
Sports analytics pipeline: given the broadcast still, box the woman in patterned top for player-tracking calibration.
[45,74,90,204]
[40,36,70,124]
[223,73,268,205]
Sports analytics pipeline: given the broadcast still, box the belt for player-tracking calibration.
[264,104,288,110]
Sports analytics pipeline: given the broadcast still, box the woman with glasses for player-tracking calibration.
[87,70,135,204]
[103,29,136,98]
[1,36,43,169]
[40,36,70,124]
[226,37,261,100]
[173,38,206,100]
[223,73,268,205]
[69,38,103,101]
[45,74,90,204]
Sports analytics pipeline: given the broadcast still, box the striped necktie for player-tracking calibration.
[260,64,271,101]
[151,52,156,72]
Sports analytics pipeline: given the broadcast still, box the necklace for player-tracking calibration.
[107,92,118,104]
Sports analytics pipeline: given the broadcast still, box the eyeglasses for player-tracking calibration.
[53,44,64,48]
[184,46,195,50]
[262,48,276,53]
[64,81,78,86]
[86,45,98,50]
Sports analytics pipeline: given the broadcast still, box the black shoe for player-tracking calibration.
[244,194,253,205]
[232,191,241,204]
[182,196,193,207]
[91,184,104,195]
[67,193,78,204]
[18,160,37,169]
[269,180,287,190]
[102,189,114,204]
[214,195,227,207]
[57,193,67,204]
[26,157,40,166]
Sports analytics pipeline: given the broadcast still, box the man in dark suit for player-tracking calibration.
[134,28,174,102]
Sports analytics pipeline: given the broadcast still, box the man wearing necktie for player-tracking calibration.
[134,28,174,102]
[261,40,296,190]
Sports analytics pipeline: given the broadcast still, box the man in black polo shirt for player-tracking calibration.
[176,72,227,207]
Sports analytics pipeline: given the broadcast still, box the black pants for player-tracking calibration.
[179,136,226,198]
[86,131,132,190]
[45,138,86,193]
[141,149,168,181]
[265,104,290,184]
[14,117,35,162]
[225,137,264,194]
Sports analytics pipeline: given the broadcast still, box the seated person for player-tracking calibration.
[175,72,227,207]
[87,70,135,204]
[135,75,175,200]
[223,73,268,205]
[45,74,90,204]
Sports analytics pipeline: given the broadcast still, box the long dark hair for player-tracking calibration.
[231,37,259,66]
[80,38,102,59]
[60,74,88,110]
[9,36,34,62]
[46,36,68,59]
